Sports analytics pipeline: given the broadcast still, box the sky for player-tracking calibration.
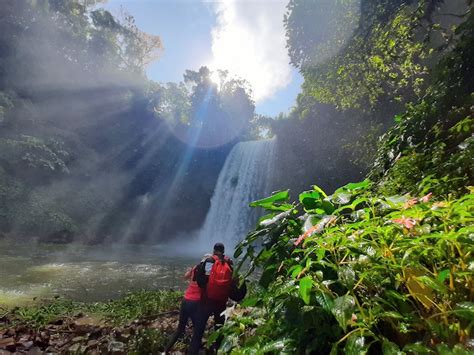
[103,0,303,117]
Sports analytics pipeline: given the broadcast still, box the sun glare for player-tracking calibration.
[210,70,221,87]
[208,1,292,103]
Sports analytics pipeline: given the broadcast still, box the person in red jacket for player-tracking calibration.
[164,262,205,353]
[188,243,233,355]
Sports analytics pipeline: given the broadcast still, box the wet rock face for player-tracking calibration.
[41,229,74,244]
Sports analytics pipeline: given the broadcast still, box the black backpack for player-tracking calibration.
[194,258,211,288]
[229,276,247,302]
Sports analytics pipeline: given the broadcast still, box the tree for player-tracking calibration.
[285,0,471,111]
[284,0,361,70]
[152,82,191,125]
[159,66,256,148]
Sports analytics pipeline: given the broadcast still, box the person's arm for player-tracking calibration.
[183,267,194,280]
[224,256,234,268]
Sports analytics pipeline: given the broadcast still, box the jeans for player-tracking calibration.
[164,299,199,353]
[188,300,226,355]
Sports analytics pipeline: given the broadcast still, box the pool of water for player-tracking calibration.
[0,239,198,306]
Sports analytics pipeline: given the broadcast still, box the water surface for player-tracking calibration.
[0,239,197,306]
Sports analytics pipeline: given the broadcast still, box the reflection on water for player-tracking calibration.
[0,239,197,305]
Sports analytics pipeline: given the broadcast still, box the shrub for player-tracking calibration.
[220,182,473,353]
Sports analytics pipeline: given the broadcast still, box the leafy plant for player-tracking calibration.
[128,328,168,354]
[220,182,473,354]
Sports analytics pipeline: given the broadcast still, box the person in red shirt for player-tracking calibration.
[164,260,206,353]
[188,243,233,355]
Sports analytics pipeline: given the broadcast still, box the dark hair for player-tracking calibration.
[213,242,225,254]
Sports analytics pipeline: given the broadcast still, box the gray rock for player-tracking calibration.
[107,341,126,355]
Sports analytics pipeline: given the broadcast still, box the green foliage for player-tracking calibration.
[7,298,79,328]
[128,328,168,355]
[152,66,255,140]
[0,135,69,174]
[370,9,474,196]
[287,0,469,111]
[221,183,473,353]
[93,290,182,324]
[153,82,191,125]
[284,0,360,69]
[1,1,247,241]
[98,9,162,73]
[303,3,428,111]
[5,290,182,328]
[341,123,385,171]
[29,0,162,75]
[221,6,474,353]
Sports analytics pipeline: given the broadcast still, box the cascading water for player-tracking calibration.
[198,139,275,250]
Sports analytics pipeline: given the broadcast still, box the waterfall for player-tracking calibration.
[198,139,275,250]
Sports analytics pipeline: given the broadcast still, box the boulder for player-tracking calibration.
[107,341,126,355]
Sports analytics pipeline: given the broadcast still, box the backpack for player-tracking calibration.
[195,259,210,288]
[229,276,247,302]
[206,255,233,302]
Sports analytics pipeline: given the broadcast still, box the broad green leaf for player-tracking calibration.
[385,195,409,207]
[338,266,356,288]
[436,344,472,355]
[254,202,294,212]
[405,268,435,309]
[241,297,259,307]
[381,338,403,354]
[207,330,220,344]
[320,200,336,214]
[316,248,326,261]
[344,333,368,355]
[314,290,334,312]
[289,265,303,279]
[260,339,292,353]
[299,190,323,210]
[259,210,292,227]
[250,190,289,207]
[379,311,405,320]
[454,302,474,321]
[403,342,434,353]
[234,244,243,258]
[341,180,370,191]
[299,276,313,305]
[331,181,370,205]
[312,184,328,198]
[258,212,277,224]
[415,275,447,294]
[336,197,369,214]
[331,192,352,205]
[219,334,238,353]
[331,295,355,331]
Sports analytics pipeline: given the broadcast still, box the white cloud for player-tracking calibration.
[208,0,292,102]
